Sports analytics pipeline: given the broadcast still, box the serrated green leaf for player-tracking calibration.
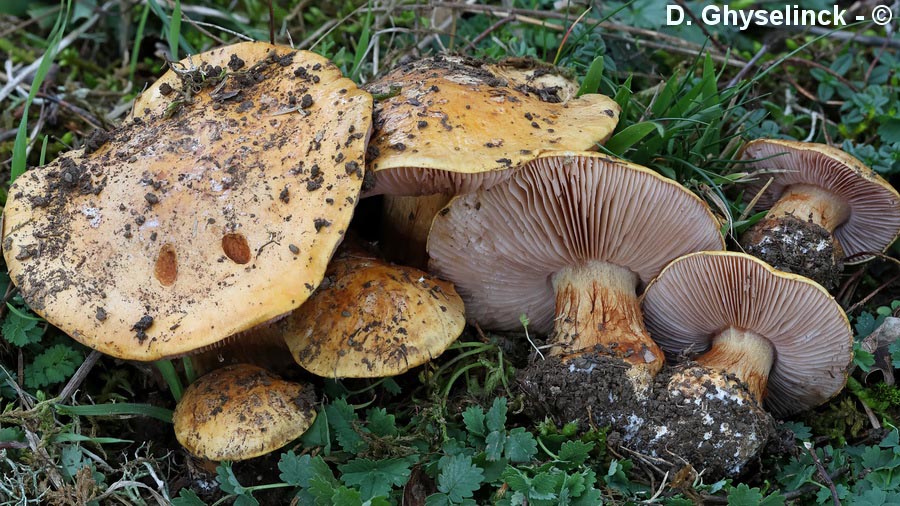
[339,456,417,500]
[485,398,507,433]
[890,341,900,369]
[558,440,594,466]
[0,427,24,443]
[300,407,330,452]
[485,431,505,461]
[326,398,366,453]
[425,493,453,506]
[501,466,529,493]
[856,312,883,340]
[367,407,398,437]
[505,428,537,463]
[572,487,603,505]
[381,377,401,395]
[170,489,207,506]
[330,486,364,506]
[2,311,42,347]
[60,445,85,482]
[278,452,334,488]
[437,454,484,503]
[233,494,259,506]
[25,344,81,389]
[728,484,763,506]
[463,405,486,438]
[216,462,245,496]
[308,475,340,505]
[528,472,559,501]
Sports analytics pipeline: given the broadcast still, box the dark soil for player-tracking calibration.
[518,353,774,478]
[741,214,842,289]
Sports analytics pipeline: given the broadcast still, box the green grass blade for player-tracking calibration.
[55,403,174,424]
[129,1,151,82]
[168,0,181,61]
[5,303,43,321]
[605,122,663,155]
[38,135,49,166]
[154,359,183,402]
[51,433,133,444]
[10,0,70,184]
[182,356,196,385]
[349,2,373,81]
[577,56,603,97]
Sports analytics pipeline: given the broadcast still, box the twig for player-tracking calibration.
[465,15,515,52]
[784,57,859,91]
[35,92,105,129]
[268,0,275,45]
[674,0,728,53]
[805,442,842,506]
[726,44,769,88]
[58,350,102,401]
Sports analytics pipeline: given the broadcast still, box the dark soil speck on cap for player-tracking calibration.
[227,53,245,71]
[83,129,110,155]
[131,315,154,343]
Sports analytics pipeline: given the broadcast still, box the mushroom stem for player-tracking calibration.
[740,184,848,289]
[381,194,451,269]
[693,326,774,403]
[550,261,663,374]
[765,184,850,233]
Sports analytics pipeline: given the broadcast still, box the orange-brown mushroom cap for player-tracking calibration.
[1,42,372,360]
[173,364,316,461]
[641,251,853,417]
[740,139,900,262]
[365,55,620,196]
[282,256,465,378]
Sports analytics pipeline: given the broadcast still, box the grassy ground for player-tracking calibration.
[1,0,899,504]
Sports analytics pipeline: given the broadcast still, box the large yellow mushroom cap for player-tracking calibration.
[365,55,621,196]
[2,42,373,360]
[282,256,465,378]
[173,364,316,461]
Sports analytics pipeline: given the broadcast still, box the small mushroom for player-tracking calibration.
[1,42,373,360]
[428,152,724,391]
[739,139,900,289]
[173,364,316,461]
[637,251,853,475]
[364,55,620,267]
[282,256,465,378]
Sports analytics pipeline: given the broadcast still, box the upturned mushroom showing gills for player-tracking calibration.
[282,256,465,378]
[173,364,316,461]
[637,251,853,475]
[738,139,900,289]
[363,55,620,267]
[1,42,373,360]
[427,152,724,390]
[642,251,853,416]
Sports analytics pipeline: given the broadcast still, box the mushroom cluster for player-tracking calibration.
[2,40,895,477]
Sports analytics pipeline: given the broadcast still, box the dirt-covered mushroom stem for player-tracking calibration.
[679,326,774,403]
[551,261,662,374]
[740,184,849,288]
